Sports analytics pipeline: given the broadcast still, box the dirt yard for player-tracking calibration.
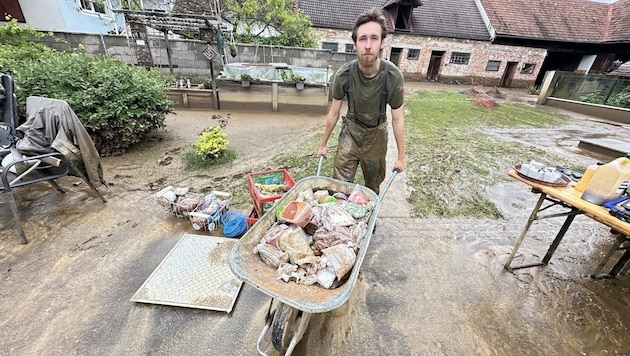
[1,83,629,356]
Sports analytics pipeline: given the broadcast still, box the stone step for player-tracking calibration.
[578,138,630,160]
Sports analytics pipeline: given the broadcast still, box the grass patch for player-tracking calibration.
[404,90,570,217]
[184,148,237,169]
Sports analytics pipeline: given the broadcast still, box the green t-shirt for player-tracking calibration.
[332,59,404,128]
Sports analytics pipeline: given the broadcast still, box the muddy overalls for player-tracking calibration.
[333,61,389,195]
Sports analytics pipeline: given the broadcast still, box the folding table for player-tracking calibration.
[505,170,630,279]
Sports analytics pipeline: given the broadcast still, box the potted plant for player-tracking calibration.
[241,73,252,88]
[295,76,306,90]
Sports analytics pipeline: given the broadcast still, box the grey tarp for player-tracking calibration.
[15,96,106,188]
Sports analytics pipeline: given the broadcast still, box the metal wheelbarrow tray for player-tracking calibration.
[229,175,380,314]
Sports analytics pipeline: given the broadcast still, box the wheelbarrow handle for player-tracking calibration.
[379,169,400,202]
[316,155,324,177]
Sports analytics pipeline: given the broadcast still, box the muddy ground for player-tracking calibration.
[1,83,630,356]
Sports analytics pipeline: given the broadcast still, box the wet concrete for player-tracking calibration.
[1,84,630,355]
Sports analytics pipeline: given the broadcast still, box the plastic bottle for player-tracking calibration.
[574,164,599,192]
[581,156,630,205]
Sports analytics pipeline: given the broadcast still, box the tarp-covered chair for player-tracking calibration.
[0,73,107,244]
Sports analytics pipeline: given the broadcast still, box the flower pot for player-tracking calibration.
[242,80,250,88]
[296,81,304,90]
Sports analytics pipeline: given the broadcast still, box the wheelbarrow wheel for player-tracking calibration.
[271,302,300,352]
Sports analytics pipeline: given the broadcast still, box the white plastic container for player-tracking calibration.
[581,157,630,205]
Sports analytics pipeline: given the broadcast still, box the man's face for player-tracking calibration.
[354,21,383,67]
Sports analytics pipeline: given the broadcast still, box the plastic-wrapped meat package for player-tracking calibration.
[276,225,314,265]
[321,244,357,280]
[312,225,354,251]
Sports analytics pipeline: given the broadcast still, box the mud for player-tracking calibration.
[1,83,630,355]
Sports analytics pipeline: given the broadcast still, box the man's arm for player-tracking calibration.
[391,105,406,172]
[317,98,343,158]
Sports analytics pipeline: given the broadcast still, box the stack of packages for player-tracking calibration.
[253,184,375,289]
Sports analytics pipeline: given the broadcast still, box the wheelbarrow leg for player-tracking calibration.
[256,299,312,356]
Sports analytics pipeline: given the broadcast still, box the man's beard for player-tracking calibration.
[358,52,379,68]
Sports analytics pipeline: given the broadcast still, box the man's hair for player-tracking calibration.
[351,8,387,43]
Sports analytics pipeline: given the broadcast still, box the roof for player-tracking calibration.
[606,0,630,42]
[297,0,491,41]
[478,0,627,43]
[609,61,630,77]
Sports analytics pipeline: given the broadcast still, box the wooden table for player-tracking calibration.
[505,170,630,278]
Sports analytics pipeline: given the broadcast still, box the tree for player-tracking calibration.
[223,0,317,47]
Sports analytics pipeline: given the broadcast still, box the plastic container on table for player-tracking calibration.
[581,156,630,205]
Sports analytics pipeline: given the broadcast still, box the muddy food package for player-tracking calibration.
[321,243,356,281]
[276,225,314,265]
[253,242,289,268]
[347,184,369,205]
[262,223,289,247]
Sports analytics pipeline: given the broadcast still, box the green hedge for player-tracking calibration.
[0,19,172,156]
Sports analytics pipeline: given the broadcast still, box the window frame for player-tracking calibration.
[485,60,501,71]
[407,48,420,60]
[321,42,338,52]
[79,0,111,16]
[450,52,471,65]
[344,43,356,54]
[521,63,536,74]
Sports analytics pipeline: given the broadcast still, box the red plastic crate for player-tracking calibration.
[247,168,295,216]
[246,205,259,230]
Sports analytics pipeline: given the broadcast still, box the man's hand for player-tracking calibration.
[393,158,406,173]
[317,146,328,159]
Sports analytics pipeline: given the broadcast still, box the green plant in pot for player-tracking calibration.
[295,76,306,90]
[241,73,252,87]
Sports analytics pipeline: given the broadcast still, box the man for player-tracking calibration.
[317,8,406,195]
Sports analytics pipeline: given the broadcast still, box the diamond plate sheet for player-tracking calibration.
[131,234,242,313]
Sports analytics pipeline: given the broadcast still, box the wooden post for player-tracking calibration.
[163,31,174,75]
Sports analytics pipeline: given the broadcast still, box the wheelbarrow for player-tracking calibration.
[229,157,398,355]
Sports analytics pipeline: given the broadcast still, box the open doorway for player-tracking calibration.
[427,51,445,81]
[500,61,518,87]
[389,47,402,66]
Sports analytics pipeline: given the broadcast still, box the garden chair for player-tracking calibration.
[0,73,106,244]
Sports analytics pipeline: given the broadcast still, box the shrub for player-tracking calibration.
[186,126,235,169]
[0,20,172,156]
[193,126,230,160]
[607,90,630,109]
[579,91,604,104]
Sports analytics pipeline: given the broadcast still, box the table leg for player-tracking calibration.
[504,193,546,270]
[591,234,630,279]
[541,214,576,264]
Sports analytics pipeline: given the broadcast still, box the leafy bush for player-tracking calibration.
[0,19,172,156]
[185,126,235,169]
[526,85,540,95]
[608,90,630,109]
[193,126,229,160]
[579,91,604,104]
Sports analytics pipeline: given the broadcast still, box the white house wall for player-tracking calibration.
[18,0,125,34]
[313,28,547,87]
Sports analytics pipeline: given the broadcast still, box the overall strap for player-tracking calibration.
[347,60,356,116]
[379,60,389,124]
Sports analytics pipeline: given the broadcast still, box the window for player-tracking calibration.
[394,5,412,31]
[407,49,420,60]
[450,52,470,65]
[322,42,338,52]
[80,0,108,15]
[521,63,536,74]
[485,60,501,71]
[345,44,356,54]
